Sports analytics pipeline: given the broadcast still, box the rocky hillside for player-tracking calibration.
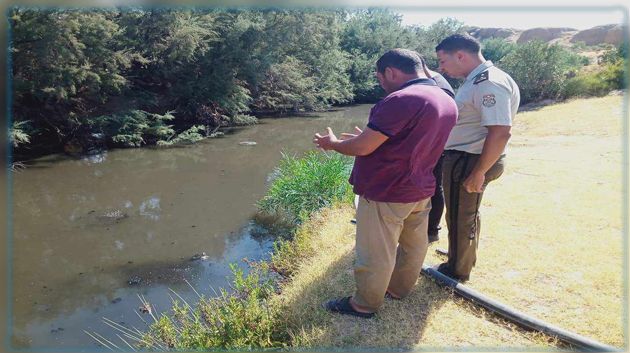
[467,24,625,46]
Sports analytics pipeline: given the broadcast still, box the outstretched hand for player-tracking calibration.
[340,126,363,140]
[313,127,338,151]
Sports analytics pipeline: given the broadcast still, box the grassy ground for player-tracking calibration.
[275,95,626,349]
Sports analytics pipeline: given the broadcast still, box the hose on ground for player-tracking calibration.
[421,264,620,352]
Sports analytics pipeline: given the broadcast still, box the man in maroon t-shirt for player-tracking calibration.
[313,49,457,318]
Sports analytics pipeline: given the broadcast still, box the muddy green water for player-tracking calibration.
[9,105,371,349]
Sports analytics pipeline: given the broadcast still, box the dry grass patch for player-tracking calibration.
[275,206,558,349]
[277,95,625,350]
[426,95,625,347]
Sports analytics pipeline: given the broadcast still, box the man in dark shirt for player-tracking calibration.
[421,58,455,243]
[313,49,458,317]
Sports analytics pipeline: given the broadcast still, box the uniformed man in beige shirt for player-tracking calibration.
[434,33,520,281]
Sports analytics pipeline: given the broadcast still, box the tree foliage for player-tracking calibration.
[499,40,587,103]
[10,8,363,155]
[9,7,614,156]
[481,38,517,63]
[598,45,627,89]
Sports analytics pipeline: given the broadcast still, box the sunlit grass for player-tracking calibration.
[424,95,625,347]
[275,95,625,349]
[273,205,559,349]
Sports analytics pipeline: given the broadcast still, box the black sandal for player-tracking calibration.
[323,296,375,318]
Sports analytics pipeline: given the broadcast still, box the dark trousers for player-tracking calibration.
[428,154,444,238]
[442,150,505,277]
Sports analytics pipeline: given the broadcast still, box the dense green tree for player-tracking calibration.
[10,8,134,151]
[254,56,318,112]
[340,9,417,101]
[411,17,465,62]
[9,7,609,158]
[410,17,466,88]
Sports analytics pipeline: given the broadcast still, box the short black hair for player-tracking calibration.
[435,34,481,54]
[376,48,423,74]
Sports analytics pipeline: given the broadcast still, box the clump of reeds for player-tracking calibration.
[257,150,354,225]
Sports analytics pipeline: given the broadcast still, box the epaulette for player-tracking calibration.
[473,70,489,85]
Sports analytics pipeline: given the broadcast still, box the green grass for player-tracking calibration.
[257,150,354,224]
[138,264,287,350]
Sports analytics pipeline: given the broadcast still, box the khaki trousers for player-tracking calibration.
[353,196,431,312]
[443,151,505,278]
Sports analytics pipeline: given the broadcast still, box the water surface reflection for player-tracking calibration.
[10,105,372,349]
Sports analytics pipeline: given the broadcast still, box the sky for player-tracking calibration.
[398,8,625,30]
[28,0,627,30]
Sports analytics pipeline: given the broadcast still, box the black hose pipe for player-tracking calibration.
[421,264,620,352]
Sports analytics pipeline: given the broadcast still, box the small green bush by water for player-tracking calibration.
[141,264,287,350]
[157,125,207,146]
[258,151,354,224]
[88,110,176,147]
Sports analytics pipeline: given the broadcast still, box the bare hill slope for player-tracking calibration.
[467,24,625,46]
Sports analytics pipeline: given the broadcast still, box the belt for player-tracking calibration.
[445,150,506,158]
[444,149,477,156]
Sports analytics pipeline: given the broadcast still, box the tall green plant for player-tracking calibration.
[561,45,627,99]
[258,151,354,224]
[253,56,319,112]
[9,121,31,147]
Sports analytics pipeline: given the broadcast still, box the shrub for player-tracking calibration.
[140,264,286,350]
[9,121,31,147]
[88,110,175,147]
[231,114,258,126]
[157,125,206,146]
[270,225,316,278]
[481,38,516,63]
[599,60,626,89]
[500,40,588,103]
[598,45,627,89]
[257,151,354,224]
[560,45,627,99]
[561,73,612,98]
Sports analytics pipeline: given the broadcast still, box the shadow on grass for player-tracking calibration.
[276,246,451,350]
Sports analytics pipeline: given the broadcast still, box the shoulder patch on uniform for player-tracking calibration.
[473,70,489,84]
[482,94,496,107]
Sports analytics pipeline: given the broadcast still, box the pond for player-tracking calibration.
[8,104,372,349]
